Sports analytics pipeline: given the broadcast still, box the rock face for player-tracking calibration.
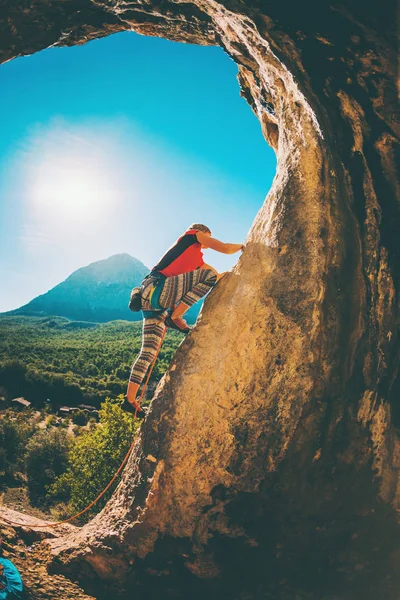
[0,510,94,600]
[1,1,398,599]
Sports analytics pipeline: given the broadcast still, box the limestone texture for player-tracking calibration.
[0,510,94,600]
[0,1,398,599]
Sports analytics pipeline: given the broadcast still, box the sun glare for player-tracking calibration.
[31,158,115,220]
[22,122,123,226]
[30,155,117,221]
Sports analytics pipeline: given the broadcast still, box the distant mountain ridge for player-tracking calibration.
[4,253,202,323]
[5,254,149,323]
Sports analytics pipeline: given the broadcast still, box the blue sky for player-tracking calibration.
[0,31,276,312]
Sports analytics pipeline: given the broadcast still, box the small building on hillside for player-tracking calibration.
[11,397,32,410]
[78,404,97,412]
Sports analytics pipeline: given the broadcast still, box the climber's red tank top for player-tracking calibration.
[151,230,204,277]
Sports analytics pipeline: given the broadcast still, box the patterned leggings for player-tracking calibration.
[129,268,217,385]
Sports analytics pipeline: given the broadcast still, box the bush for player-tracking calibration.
[45,415,57,428]
[26,429,72,506]
[72,409,89,426]
[88,417,98,431]
[49,397,139,520]
[115,366,130,379]
[85,364,99,376]
[0,412,37,477]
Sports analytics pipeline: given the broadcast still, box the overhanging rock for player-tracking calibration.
[1,2,398,599]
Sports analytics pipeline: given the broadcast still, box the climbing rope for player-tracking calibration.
[0,328,167,530]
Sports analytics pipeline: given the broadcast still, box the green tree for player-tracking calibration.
[0,412,37,478]
[26,429,72,506]
[49,398,139,520]
[72,409,89,426]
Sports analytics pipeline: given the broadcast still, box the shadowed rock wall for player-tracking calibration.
[1,1,398,599]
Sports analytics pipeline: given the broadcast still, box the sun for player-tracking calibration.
[21,122,125,226]
[30,155,116,221]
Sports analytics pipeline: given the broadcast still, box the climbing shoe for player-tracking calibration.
[164,315,191,334]
[121,397,146,419]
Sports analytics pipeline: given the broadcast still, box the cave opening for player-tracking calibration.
[0,30,277,319]
[0,22,284,540]
[1,3,398,600]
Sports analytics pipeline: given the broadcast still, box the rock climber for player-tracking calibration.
[0,554,23,600]
[122,223,244,416]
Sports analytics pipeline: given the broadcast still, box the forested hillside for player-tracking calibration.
[0,316,183,526]
[0,316,183,406]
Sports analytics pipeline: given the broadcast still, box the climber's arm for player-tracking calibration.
[196,231,244,254]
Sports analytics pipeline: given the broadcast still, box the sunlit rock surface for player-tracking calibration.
[1,1,398,599]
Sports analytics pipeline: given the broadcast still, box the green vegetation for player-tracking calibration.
[0,399,141,522]
[0,315,183,523]
[49,399,140,520]
[26,429,71,505]
[0,412,37,478]
[0,315,183,407]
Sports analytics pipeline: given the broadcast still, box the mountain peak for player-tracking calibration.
[67,254,149,285]
[5,254,150,323]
